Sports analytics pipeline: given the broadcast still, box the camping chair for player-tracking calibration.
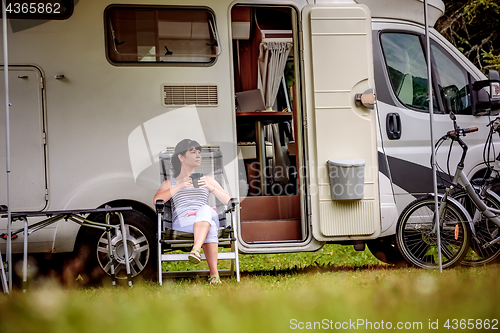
[155,146,240,284]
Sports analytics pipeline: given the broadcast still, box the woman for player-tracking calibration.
[154,139,231,284]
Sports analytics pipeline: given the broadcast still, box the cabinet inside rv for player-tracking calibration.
[231,5,306,244]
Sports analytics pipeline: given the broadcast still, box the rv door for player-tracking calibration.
[302,5,381,241]
[0,66,47,211]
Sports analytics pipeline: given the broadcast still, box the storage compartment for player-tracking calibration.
[327,159,366,200]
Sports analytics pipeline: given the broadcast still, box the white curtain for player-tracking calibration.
[258,41,292,111]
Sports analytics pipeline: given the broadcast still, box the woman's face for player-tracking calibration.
[179,147,201,168]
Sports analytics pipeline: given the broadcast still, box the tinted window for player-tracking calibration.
[106,6,220,65]
[381,33,439,112]
[431,42,471,114]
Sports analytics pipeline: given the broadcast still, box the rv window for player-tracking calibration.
[431,42,472,115]
[381,33,440,112]
[105,6,220,65]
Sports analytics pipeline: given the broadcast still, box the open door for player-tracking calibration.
[302,5,381,241]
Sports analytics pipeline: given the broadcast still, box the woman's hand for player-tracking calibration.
[199,176,216,193]
[177,176,193,189]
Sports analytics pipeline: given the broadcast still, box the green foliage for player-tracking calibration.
[438,0,500,72]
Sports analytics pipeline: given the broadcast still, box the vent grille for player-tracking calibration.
[163,85,218,106]
[319,200,376,236]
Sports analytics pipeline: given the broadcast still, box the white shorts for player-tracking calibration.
[173,204,220,244]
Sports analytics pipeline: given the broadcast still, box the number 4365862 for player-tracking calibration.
[444,319,498,330]
[6,2,61,14]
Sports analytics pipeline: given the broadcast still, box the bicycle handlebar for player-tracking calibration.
[446,126,479,138]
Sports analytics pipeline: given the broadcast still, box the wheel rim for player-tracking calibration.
[397,199,469,269]
[96,224,150,278]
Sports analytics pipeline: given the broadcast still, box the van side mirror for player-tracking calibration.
[472,70,500,116]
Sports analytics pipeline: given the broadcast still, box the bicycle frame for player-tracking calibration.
[440,131,500,249]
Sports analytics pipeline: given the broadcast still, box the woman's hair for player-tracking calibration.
[172,139,202,177]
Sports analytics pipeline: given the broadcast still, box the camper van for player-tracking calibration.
[0,0,497,281]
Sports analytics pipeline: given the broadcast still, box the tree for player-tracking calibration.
[437,0,500,72]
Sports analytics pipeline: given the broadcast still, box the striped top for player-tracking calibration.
[171,177,209,224]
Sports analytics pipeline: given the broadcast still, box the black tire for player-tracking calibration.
[366,236,406,265]
[72,209,156,285]
[451,190,500,266]
[395,196,471,269]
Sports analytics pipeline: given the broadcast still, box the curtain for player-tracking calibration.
[258,41,292,110]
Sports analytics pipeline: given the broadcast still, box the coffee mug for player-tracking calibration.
[190,173,203,188]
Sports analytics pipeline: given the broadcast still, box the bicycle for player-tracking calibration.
[452,117,500,266]
[395,112,500,269]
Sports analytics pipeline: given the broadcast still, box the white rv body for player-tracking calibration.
[0,0,493,277]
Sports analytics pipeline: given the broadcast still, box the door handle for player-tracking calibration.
[386,113,401,140]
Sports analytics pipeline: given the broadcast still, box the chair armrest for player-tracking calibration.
[224,198,239,213]
[155,200,165,213]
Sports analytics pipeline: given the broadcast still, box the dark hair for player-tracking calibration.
[172,139,201,177]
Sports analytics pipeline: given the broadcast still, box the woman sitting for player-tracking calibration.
[154,139,231,284]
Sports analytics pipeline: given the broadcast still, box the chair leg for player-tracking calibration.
[0,248,8,294]
[230,250,235,278]
[231,209,240,282]
[157,213,163,286]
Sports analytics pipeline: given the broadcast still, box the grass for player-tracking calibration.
[165,243,381,274]
[1,245,499,333]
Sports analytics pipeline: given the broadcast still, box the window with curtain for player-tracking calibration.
[105,6,220,65]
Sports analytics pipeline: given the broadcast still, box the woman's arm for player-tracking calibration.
[200,176,232,205]
[153,177,192,204]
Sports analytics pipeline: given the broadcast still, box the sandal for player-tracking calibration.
[188,248,201,264]
[208,275,222,285]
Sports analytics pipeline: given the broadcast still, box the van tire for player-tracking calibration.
[366,236,406,266]
[69,209,156,286]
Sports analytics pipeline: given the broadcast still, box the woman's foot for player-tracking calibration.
[208,275,221,285]
[188,248,201,264]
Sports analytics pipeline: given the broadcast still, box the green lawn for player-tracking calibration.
[165,243,382,274]
[1,244,499,333]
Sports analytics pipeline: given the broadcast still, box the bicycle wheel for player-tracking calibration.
[396,196,471,269]
[452,190,500,266]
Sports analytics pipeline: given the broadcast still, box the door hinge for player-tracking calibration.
[45,189,49,201]
[42,132,46,145]
[40,76,44,89]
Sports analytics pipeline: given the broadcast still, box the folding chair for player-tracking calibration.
[155,146,240,284]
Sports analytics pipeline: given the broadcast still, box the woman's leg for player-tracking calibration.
[192,205,220,277]
[192,221,210,250]
[203,219,220,278]
[202,242,219,277]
